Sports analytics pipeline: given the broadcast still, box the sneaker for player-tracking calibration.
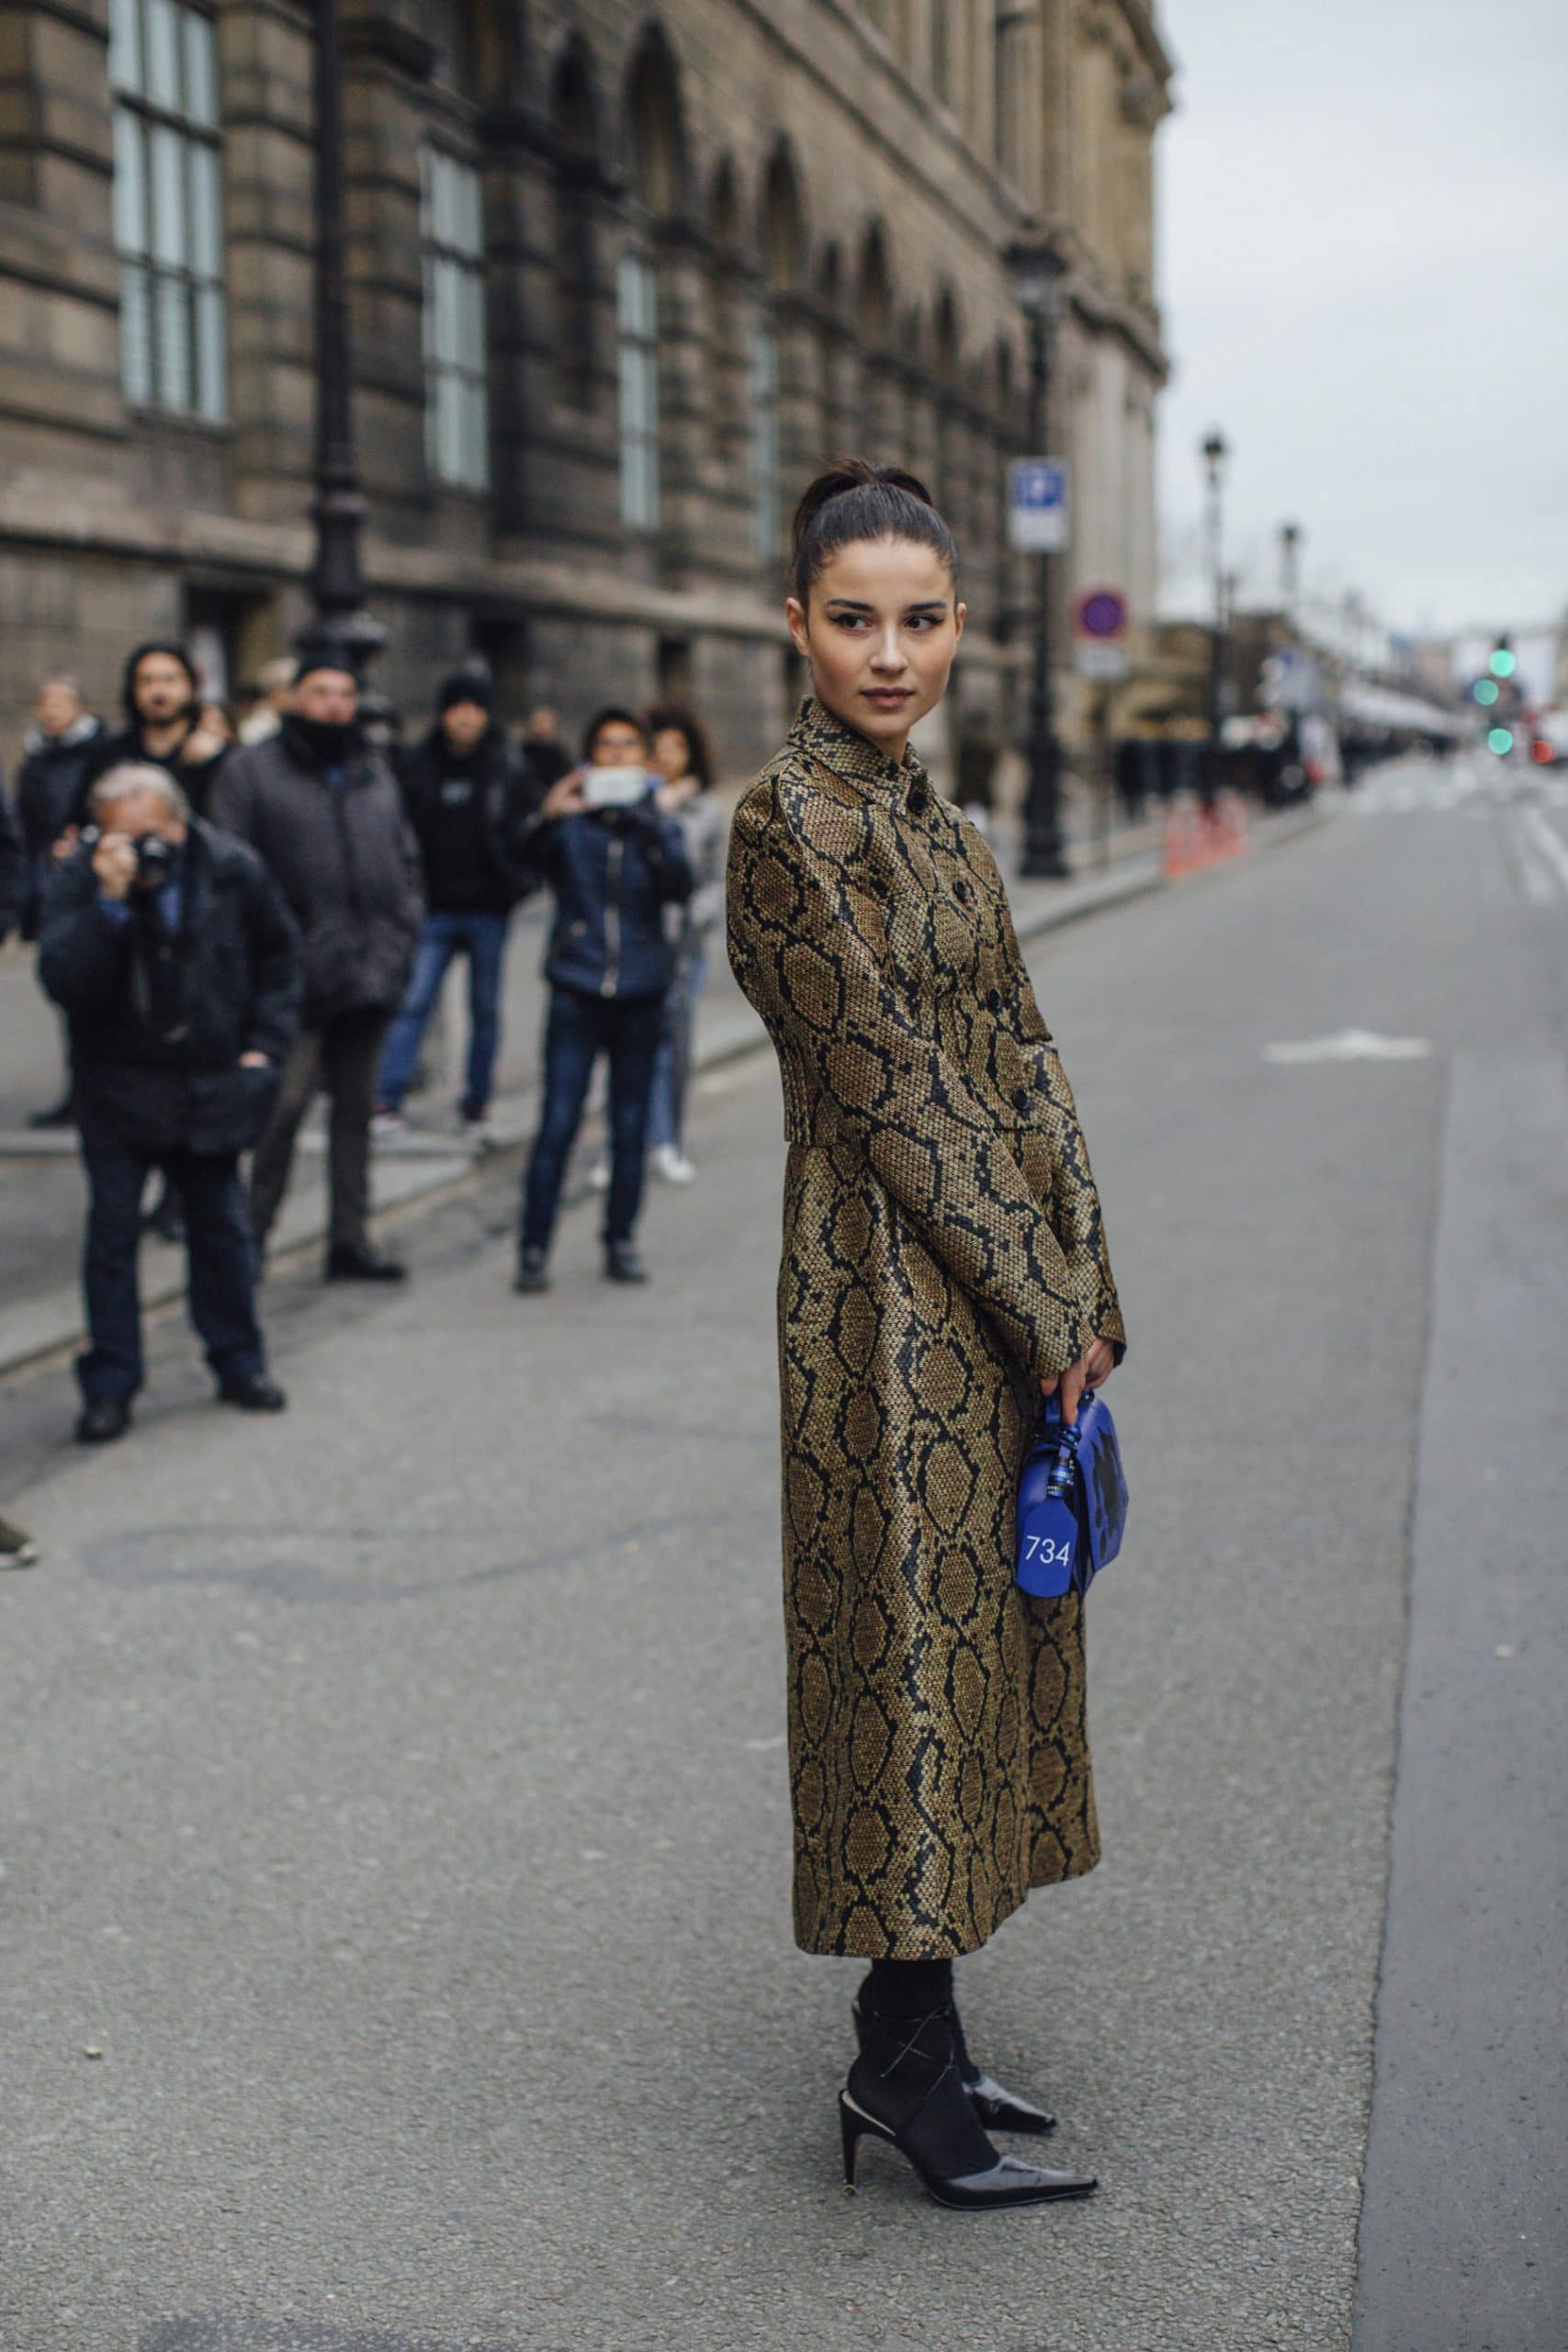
[371,1108,409,1141]
[0,1517,39,1567]
[651,1143,697,1185]
[76,1397,132,1445]
[513,1249,550,1294]
[460,1107,496,1150]
[586,1153,611,1192]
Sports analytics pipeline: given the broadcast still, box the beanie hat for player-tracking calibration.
[437,668,493,716]
[292,628,363,688]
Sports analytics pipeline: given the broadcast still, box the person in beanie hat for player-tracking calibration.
[375,668,537,1140]
[209,640,423,1281]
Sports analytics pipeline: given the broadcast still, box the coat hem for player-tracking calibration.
[793,1840,1101,1962]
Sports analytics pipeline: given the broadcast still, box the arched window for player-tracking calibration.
[617,250,660,530]
[756,141,806,558]
[549,39,600,413]
[108,0,225,419]
[705,155,746,470]
[749,317,781,557]
[856,220,896,459]
[814,241,845,466]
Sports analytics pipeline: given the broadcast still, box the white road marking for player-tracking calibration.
[1517,805,1568,899]
[1263,1029,1434,1065]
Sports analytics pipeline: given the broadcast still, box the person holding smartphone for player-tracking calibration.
[513,708,693,1291]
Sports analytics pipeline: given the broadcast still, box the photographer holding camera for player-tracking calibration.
[38,763,302,1444]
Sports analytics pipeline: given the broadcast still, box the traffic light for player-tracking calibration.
[1473,678,1500,707]
[1488,644,1517,680]
[1487,727,1514,756]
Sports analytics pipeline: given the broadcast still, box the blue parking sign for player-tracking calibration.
[1007,458,1070,551]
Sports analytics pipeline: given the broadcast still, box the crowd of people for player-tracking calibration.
[0,640,728,1451]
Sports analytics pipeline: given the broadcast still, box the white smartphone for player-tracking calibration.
[581,765,649,809]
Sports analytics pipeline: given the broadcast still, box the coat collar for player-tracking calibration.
[787,697,928,806]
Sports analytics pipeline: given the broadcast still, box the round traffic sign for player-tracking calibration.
[1077,589,1128,639]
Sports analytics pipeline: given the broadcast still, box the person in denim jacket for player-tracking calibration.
[513,707,692,1290]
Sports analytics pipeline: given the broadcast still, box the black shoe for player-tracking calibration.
[604,1241,649,1283]
[0,1517,39,1567]
[75,1398,131,1445]
[513,1249,550,1294]
[325,1241,407,1283]
[840,2002,1096,2211]
[28,1098,75,1130]
[218,1374,288,1413]
[852,1980,1056,2133]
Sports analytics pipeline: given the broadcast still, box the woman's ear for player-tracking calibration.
[784,596,812,661]
[953,599,967,646]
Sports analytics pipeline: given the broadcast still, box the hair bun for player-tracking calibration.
[791,460,936,563]
[789,458,956,605]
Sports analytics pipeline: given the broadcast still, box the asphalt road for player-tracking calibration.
[2,759,1563,2352]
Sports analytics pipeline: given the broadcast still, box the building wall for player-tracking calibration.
[0,0,1173,779]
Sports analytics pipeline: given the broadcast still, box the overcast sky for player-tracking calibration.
[1155,0,1568,649]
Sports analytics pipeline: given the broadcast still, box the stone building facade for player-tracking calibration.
[0,0,1173,775]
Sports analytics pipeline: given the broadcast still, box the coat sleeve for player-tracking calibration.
[635,805,694,904]
[36,864,130,1012]
[728,774,1096,1382]
[996,886,1127,1357]
[243,860,303,1063]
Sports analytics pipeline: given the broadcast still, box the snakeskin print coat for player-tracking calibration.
[728,699,1126,1960]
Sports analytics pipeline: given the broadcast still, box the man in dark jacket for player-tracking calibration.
[38,763,301,1443]
[78,642,231,821]
[513,707,692,1292]
[376,669,536,1137]
[13,674,107,1125]
[209,640,423,1282]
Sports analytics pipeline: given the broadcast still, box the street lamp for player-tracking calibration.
[1279,520,1302,624]
[302,0,386,682]
[1200,428,1229,790]
[1007,232,1071,879]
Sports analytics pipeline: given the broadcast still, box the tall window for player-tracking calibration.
[109,0,225,419]
[421,148,490,491]
[617,252,660,532]
[749,319,781,560]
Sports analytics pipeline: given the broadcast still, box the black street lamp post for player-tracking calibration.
[303,0,386,679]
[1201,428,1230,791]
[1008,234,1071,879]
[1279,519,1302,626]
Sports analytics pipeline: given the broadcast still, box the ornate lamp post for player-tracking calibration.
[302,0,385,679]
[1200,428,1230,786]
[1279,519,1303,625]
[1007,232,1071,879]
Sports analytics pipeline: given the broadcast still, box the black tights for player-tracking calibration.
[864,1956,954,2018]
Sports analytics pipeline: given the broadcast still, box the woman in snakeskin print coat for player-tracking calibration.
[728,464,1125,2210]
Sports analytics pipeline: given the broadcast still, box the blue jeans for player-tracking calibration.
[646,945,708,1153]
[520,986,666,1253]
[76,1115,265,1403]
[378,910,511,1116]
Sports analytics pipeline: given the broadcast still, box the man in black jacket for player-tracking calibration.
[13,673,107,1125]
[209,641,423,1282]
[78,642,231,821]
[38,763,302,1444]
[375,669,536,1138]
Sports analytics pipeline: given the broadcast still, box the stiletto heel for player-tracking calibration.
[841,2003,1097,2212]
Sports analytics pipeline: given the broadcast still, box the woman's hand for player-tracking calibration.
[1040,1336,1117,1424]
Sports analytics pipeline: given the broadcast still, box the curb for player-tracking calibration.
[0,798,1334,1384]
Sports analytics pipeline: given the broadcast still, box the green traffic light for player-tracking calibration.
[1474,678,1499,706]
[1487,727,1514,755]
[1489,647,1517,679]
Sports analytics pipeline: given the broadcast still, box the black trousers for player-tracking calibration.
[249,1008,389,1252]
[76,1119,266,1404]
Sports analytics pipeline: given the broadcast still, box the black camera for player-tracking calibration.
[132,831,175,883]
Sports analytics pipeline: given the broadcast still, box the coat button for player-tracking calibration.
[1012,1085,1032,1112]
[987,987,1003,1012]
[907,784,929,814]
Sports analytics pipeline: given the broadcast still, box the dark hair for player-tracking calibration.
[790,458,957,606]
[646,701,715,789]
[581,705,650,760]
[122,639,197,719]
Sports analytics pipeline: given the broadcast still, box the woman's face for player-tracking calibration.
[786,537,964,757]
[651,727,693,785]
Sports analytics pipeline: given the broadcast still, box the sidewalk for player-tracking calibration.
[0,791,1329,1378]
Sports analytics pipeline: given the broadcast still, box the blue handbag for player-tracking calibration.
[1016,1388,1129,1599]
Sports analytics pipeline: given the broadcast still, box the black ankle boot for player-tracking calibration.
[852,1975,1057,2134]
[841,2001,1096,2211]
